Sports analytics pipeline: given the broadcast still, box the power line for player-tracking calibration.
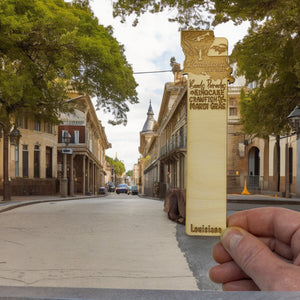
[133,70,172,74]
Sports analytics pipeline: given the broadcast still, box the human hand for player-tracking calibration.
[209,207,300,291]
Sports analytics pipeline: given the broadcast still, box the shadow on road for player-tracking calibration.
[176,224,221,291]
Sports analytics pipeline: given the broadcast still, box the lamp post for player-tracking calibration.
[1,123,21,201]
[61,131,71,197]
[287,105,300,197]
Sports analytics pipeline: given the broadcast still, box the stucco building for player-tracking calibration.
[0,92,110,197]
[139,64,187,199]
[0,118,59,195]
[57,93,111,196]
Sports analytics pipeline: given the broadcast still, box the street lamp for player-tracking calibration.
[0,123,21,201]
[62,130,71,146]
[61,131,71,197]
[287,105,300,197]
[287,105,300,134]
[10,125,21,145]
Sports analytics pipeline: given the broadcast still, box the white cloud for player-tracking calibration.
[90,0,249,171]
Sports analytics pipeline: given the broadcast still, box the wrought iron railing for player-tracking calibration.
[160,135,186,157]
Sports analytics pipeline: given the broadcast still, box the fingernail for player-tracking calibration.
[221,227,244,252]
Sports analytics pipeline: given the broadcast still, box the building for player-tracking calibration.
[57,93,111,196]
[0,92,111,197]
[138,65,297,201]
[132,163,140,186]
[139,64,187,199]
[0,117,58,195]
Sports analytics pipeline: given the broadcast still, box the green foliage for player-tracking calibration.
[113,0,300,136]
[105,155,125,176]
[113,0,212,28]
[0,0,138,129]
[230,1,300,136]
[240,87,293,138]
[113,0,299,29]
[126,170,133,177]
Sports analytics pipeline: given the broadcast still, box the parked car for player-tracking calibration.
[131,185,138,195]
[98,187,106,194]
[107,182,115,192]
[115,184,128,194]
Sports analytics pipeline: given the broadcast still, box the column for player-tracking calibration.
[70,154,74,196]
[82,155,86,196]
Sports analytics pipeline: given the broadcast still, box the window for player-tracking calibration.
[74,130,79,144]
[22,145,28,177]
[15,145,19,177]
[18,117,28,129]
[34,145,40,178]
[34,120,41,131]
[46,147,52,178]
[44,123,53,134]
[229,97,237,106]
[229,107,238,116]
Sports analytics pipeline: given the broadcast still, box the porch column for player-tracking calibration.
[296,138,300,197]
[82,155,86,196]
[70,154,74,196]
[92,163,95,194]
[87,158,90,194]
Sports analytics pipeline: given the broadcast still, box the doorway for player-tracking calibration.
[248,147,260,188]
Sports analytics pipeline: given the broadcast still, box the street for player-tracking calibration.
[0,193,299,292]
[0,194,201,290]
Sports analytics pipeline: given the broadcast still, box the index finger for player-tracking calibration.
[227,207,300,245]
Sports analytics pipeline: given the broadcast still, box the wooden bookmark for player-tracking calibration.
[181,30,234,236]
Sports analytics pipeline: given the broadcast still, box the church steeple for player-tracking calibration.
[141,100,156,133]
[147,100,154,116]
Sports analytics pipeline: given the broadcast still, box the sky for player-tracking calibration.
[89,0,249,171]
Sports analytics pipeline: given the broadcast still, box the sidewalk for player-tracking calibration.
[0,194,104,213]
[228,193,300,205]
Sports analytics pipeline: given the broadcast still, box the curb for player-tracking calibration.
[227,199,300,205]
[0,195,106,214]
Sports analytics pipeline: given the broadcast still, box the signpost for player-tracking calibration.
[181,30,234,236]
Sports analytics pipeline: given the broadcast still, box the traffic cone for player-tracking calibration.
[241,179,250,195]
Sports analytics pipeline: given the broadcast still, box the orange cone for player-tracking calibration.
[241,179,250,195]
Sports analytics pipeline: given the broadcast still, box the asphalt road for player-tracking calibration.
[0,194,200,290]
[0,193,299,293]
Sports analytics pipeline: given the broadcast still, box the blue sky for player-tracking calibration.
[90,0,249,171]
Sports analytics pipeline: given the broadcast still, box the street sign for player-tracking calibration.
[62,148,73,154]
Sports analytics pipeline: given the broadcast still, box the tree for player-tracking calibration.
[113,0,300,136]
[0,0,138,200]
[0,0,138,127]
[105,155,125,176]
[230,1,300,137]
[126,170,133,177]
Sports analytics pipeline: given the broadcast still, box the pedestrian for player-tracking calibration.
[209,207,300,291]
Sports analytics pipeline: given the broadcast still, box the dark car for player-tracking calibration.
[116,184,128,194]
[98,187,106,194]
[131,185,138,195]
[107,182,115,192]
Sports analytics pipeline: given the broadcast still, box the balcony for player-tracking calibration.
[160,135,186,159]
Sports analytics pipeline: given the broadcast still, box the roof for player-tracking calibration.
[141,101,156,133]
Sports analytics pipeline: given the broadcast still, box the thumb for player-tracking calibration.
[220,227,296,291]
